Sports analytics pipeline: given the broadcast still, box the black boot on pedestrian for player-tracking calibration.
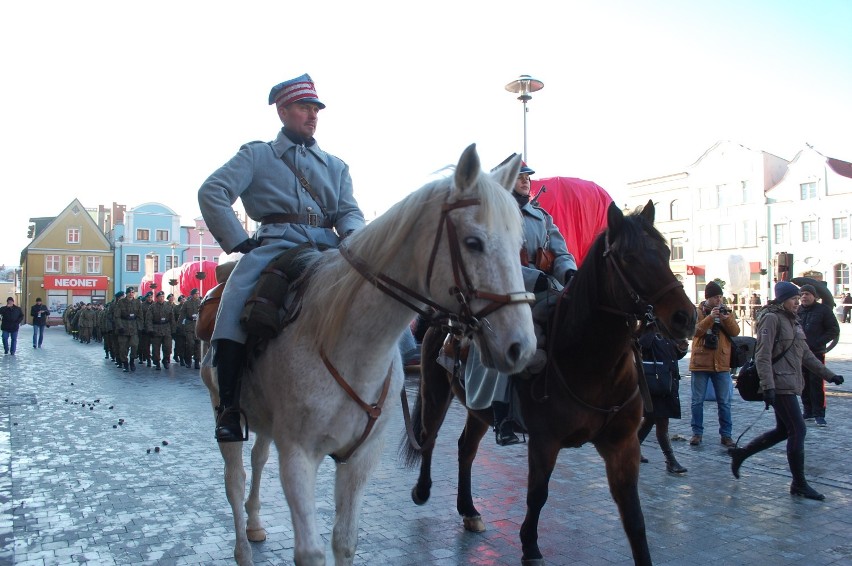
[194,360,200,370]
[729,447,747,479]
[214,339,248,443]
[163,361,170,369]
[493,401,520,446]
[123,362,129,372]
[154,363,161,371]
[789,450,825,500]
[729,432,777,479]
[147,359,152,367]
[130,361,136,372]
[660,435,687,474]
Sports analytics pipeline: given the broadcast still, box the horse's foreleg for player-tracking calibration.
[457,413,489,532]
[245,434,272,542]
[598,434,653,566]
[411,358,454,506]
[519,436,560,566]
[278,447,324,566]
[218,442,253,566]
[331,445,383,566]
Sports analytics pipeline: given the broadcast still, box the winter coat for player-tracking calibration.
[30,303,49,327]
[797,301,839,355]
[755,305,836,395]
[519,201,577,290]
[0,305,24,332]
[688,301,740,372]
[113,297,143,336]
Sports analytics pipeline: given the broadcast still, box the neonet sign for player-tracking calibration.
[43,275,109,290]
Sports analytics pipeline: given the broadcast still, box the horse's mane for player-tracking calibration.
[557,207,667,343]
[305,168,522,352]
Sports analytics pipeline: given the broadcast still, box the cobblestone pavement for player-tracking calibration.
[2,324,851,565]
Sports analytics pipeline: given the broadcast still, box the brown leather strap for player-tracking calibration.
[261,213,333,228]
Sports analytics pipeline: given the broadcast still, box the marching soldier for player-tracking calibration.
[172,295,186,366]
[138,291,155,366]
[102,294,118,361]
[77,303,96,344]
[178,289,201,369]
[146,291,176,370]
[113,287,143,372]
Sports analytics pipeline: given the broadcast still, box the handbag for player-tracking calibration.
[718,326,753,369]
[642,360,672,397]
[735,339,792,402]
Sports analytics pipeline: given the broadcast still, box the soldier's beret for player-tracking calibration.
[126,287,136,294]
[156,291,165,297]
[166,294,174,300]
[115,291,125,298]
[190,288,199,295]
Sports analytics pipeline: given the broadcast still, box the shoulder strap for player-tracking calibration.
[279,150,329,217]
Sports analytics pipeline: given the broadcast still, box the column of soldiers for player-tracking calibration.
[68,286,203,374]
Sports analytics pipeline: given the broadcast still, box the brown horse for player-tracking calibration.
[400,201,696,565]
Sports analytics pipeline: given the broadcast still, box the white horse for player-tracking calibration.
[201,144,537,565]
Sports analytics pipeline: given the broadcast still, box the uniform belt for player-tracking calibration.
[260,213,333,228]
[152,321,170,324]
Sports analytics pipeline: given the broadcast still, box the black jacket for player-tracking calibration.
[0,305,25,332]
[797,301,839,355]
[30,303,50,326]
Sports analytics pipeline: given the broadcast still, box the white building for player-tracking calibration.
[625,141,852,305]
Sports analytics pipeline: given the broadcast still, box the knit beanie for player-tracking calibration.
[798,284,817,296]
[774,281,800,303]
[704,281,723,299]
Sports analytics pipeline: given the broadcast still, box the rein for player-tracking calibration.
[339,197,535,336]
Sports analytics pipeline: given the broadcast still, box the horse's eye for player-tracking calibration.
[464,237,484,252]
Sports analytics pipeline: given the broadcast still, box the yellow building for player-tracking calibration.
[21,199,115,323]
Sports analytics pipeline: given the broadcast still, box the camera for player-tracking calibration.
[719,306,730,315]
[703,331,719,350]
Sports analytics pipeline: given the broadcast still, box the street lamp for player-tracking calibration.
[196,226,206,295]
[505,74,544,161]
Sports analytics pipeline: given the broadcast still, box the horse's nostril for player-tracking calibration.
[507,342,521,363]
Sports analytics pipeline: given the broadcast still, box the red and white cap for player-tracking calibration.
[268,73,325,109]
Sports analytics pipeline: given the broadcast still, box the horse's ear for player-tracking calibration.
[490,153,522,192]
[640,199,655,224]
[454,144,482,194]
[606,201,624,233]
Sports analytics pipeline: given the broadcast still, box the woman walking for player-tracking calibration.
[729,281,844,500]
[637,324,689,474]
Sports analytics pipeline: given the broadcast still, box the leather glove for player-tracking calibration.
[763,388,775,410]
[534,272,549,293]
[234,237,260,254]
[828,375,844,385]
[563,269,577,286]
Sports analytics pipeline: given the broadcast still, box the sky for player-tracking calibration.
[3,0,852,267]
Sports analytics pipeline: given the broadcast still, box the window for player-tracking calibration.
[165,255,178,270]
[699,186,718,209]
[670,199,685,220]
[67,228,80,244]
[670,237,684,261]
[717,223,735,249]
[87,256,102,274]
[802,220,817,242]
[66,255,81,273]
[835,263,850,295]
[126,254,140,272]
[192,256,207,262]
[152,256,160,273]
[740,219,756,247]
[717,184,732,207]
[698,225,711,251]
[833,217,848,240]
[773,224,786,245]
[156,229,169,241]
[45,255,60,273]
[136,228,150,241]
[741,180,750,204]
[800,182,817,200]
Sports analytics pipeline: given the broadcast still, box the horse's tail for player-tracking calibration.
[398,384,424,469]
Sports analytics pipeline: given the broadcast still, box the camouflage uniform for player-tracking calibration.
[113,293,143,371]
[138,295,154,365]
[101,301,116,360]
[172,297,186,365]
[145,297,176,369]
[77,306,96,343]
[178,294,201,368]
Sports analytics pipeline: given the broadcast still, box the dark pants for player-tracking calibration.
[150,334,172,365]
[801,352,826,418]
[32,324,46,347]
[750,393,806,457]
[116,334,139,364]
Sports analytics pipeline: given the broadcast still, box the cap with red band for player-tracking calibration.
[268,73,326,109]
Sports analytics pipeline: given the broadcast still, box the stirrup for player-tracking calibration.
[215,406,249,442]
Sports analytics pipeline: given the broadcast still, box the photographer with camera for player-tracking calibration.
[689,280,740,447]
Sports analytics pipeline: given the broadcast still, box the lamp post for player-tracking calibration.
[196,226,206,295]
[505,74,544,161]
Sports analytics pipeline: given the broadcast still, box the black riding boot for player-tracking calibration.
[214,339,247,443]
[493,401,520,446]
[788,450,825,500]
[729,432,777,479]
[660,434,687,474]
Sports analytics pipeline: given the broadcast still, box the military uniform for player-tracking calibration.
[145,295,176,370]
[138,294,154,365]
[178,293,201,368]
[172,297,186,365]
[113,291,143,371]
[101,300,116,360]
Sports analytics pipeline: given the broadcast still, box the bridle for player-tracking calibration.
[340,196,535,337]
[331,193,534,460]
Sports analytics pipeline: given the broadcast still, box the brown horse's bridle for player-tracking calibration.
[330,195,534,460]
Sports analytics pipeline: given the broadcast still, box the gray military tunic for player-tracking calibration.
[198,129,365,343]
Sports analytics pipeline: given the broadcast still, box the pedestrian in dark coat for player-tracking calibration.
[30,297,49,348]
[1,297,25,355]
[797,284,839,426]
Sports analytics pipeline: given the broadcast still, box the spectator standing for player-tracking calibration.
[797,284,839,426]
[842,292,852,323]
[30,297,49,348]
[689,281,739,447]
[729,281,844,500]
[1,297,25,355]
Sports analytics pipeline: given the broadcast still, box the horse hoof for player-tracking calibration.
[411,485,429,506]
[462,515,486,533]
[246,527,267,542]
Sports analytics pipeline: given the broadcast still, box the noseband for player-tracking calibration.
[340,196,534,337]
